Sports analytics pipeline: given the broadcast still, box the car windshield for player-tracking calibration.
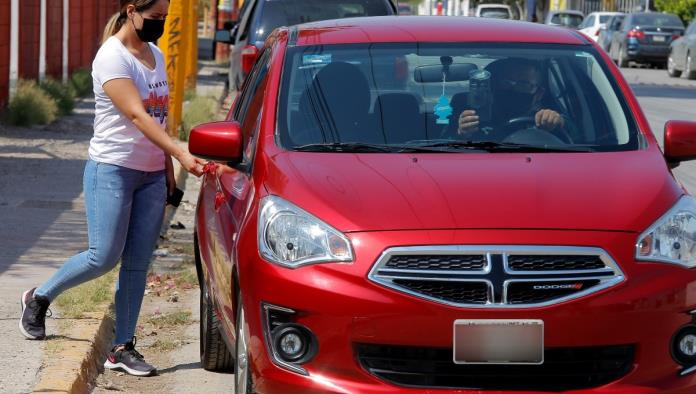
[480,8,510,18]
[252,0,391,41]
[551,13,584,28]
[599,15,613,23]
[632,13,683,28]
[277,43,639,153]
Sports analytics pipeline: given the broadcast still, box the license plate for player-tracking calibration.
[653,35,666,42]
[453,319,544,365]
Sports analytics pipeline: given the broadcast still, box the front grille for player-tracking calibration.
[393,279,489,304]
[385,254,486,271]
[508,255,606,271]
[369,246,624,307]
[356,343,635,391]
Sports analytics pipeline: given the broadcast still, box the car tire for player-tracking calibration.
[235,291,254,394]
[200,283,234,371]
[686,53,696,80]
[667,55,682,77]
[618,46,628,68]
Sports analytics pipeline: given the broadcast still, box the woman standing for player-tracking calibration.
[19,0,204,377]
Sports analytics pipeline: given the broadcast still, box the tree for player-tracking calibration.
[654,0,696,25]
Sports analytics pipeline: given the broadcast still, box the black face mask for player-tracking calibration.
[134,15,165,42]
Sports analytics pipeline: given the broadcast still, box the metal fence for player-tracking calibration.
[566,0,647,14]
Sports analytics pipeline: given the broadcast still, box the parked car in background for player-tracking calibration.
[475,4,513,19]
[544,10,585,28]
[191,15,696,394]
[598,13,626,51]
[579,12,624,41]
[609,12,685,68]
[215,0,397,91]
[668,20,696,79]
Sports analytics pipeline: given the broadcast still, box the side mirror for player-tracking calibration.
[664,120,696,167]
[214,29,233,44]
[189,121,243,164]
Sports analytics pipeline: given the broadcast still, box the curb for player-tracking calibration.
[33,309,115,393]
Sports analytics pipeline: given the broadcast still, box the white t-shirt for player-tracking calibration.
[90,36,169,172]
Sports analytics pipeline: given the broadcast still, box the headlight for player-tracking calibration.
[258,195,353,268]
[636,196,696,267]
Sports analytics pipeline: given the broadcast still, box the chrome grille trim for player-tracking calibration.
[368,246,625,308]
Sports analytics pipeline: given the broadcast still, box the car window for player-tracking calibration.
[581,15,595,28]
[236,0,258,41]
[551,13,584,28]
[234,48,271,165]
[599,15,612,24]
[480,7,510,19]
[277,43,639,152]
[632,13,684,28]
[688,22,696,35]
[251,0,392,42]
[611,16,624,30]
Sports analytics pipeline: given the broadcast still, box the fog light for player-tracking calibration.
[278,329,305,360]
[672,325,696,366]
[271,324,316,364]
[680,335,696,357]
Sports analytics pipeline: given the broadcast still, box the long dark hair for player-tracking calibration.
[101,0,163,44]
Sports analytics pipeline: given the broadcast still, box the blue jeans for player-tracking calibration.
[35,160,166,345]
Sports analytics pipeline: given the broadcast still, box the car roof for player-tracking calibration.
[290,16,589,46]
[548,10,584,15]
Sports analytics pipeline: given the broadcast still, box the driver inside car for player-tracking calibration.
[457,58,569,141]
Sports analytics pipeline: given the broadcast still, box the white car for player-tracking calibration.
[474,4,513,19]
[578,12,624,41]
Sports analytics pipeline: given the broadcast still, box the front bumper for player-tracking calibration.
[240,229,696,393]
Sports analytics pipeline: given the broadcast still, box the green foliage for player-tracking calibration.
[655,0,696,25]
[7,80,59,126]
[181,94,218,141]
[70,69,93,97]
[39,78,76,116]
[53,267,117,318]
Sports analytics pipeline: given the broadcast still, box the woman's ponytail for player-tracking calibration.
[101,11,127,45]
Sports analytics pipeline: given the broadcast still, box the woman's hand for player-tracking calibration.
[176,151,206,177]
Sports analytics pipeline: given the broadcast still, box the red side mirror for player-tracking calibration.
[189,121,243,163]
[665,120,696,167]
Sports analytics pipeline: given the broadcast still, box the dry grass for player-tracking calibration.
[146,311,192,328]
[53,267,118,319]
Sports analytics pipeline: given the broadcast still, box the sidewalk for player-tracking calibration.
[0,60,229,394]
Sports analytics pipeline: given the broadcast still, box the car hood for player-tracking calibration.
[263,150,682,233]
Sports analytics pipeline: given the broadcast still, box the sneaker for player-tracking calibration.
[19,288,51,340]
[104,337,157,376]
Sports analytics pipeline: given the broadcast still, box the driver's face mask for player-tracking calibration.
[494,74,540,120]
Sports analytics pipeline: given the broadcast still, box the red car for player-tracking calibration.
[189,16,696,393]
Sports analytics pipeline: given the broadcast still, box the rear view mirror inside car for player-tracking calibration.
[414,63,479,82]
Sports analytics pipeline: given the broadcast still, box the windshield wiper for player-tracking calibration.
[292,142,447,153]
[408,140,595,153]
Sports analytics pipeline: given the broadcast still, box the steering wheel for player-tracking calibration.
[504,116,573,144]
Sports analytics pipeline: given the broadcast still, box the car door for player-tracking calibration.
[681,22,696,67]
[201,48,272,336]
